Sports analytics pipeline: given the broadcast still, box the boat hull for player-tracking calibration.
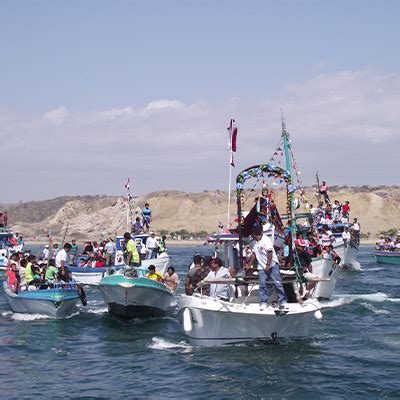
[99,276,173,318]
[374,252,400,264]
[177,295,321,346]
[69,256,171,285]
[311,255,340,300]
[343,240,359,268]
[2,282,80,318]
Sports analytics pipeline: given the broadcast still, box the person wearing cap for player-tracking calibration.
[146,231,159,259]
[248,227,288,311]
[204,257,231,301]
[146,265,164,282]
[123,232,141,267]
[42,244,50,262]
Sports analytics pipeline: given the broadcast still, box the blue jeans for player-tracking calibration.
[146,248,157,259]
[258,263,287,304]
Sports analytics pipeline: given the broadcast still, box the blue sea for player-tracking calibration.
[0,245,399,399]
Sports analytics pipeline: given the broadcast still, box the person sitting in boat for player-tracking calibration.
[123,232,141,267]
[320,225,334,247]
[146,265,164,282]
[248,227,289,311]
[94,255,105,268]
[142,203,152,233]
[6,262,19,293]
[306,231,321,257]
[131,217,143,235]
[45,259,58,282]
[203,257,232,301]
[163,266,179,292]
[83,241,94,255]
[185,254,210,295]
[25,255,37,287]
[56,243,73,282]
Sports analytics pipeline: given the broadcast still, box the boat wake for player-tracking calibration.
[11,313,51,321]
[148,337,192,352]
[85,307,108,315]
[360,302,391,315]
[330,292,400,305]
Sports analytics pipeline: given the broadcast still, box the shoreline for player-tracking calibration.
[22,238,377,248]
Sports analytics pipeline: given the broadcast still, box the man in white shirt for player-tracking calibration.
[104,239,115,266]
[205,257,231,300]
[55,243,72,282]
[248,227,288,310]
[342,228,351,248]
[146,231,159,259]
[351,218,361,244]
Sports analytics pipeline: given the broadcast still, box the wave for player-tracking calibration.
[148,337,192,352]
[360,302,390,315]
[85,307,108,315]
[11,313,51,321]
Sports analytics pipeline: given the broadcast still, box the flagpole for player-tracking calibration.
[227,154,233,228]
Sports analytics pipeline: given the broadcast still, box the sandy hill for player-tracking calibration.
[2,186,399,242]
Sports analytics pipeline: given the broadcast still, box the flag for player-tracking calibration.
[124,178,130,190]
[227,118,238,167]
[227,118,237,152]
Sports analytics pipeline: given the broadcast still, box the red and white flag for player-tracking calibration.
[124,178,130,191]
[227,118,238,167]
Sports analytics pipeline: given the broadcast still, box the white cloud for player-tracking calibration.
[42,106,69,124]
[145,99,185,111]
[2,68,400,202]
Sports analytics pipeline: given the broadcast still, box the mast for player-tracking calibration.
[281,111,296,234]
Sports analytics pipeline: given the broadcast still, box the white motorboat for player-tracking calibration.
[178,287,322,346]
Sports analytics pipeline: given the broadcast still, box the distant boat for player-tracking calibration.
[374,251,400,264]
[67,234,171,285]
[2,281,80,318]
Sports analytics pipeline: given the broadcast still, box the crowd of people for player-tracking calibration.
[376,235,400,251]
[5,243,82,295]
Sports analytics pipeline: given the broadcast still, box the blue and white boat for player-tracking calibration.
[2,281,80,318]
[68,234,171,285]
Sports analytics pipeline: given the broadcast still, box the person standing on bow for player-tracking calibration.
[248,227,289,311]
[142,203,152,233]
[319,181,331,205]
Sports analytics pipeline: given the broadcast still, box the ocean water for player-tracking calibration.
[0,246,399,399]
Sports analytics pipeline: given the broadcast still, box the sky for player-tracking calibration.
[1,0,399,203]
